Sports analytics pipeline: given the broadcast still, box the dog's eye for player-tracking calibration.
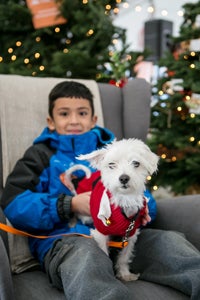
[108,162,116,169]
[132,161,140,168]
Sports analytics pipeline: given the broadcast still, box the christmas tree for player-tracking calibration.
[148,0,200,195]
[0,0,140,80]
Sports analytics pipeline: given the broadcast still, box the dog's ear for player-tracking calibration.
[77,148,107,169]
[142,146,159,175]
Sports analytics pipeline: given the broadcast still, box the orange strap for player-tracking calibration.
[0,222,127,248]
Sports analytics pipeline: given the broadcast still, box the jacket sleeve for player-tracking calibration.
[144,189,157,222]
[0,144,61,233]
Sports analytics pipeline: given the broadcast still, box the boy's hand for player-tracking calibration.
[141,205,151,226]
[71,192,91,216]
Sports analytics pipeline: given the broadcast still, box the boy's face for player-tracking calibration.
[47,97,97,135]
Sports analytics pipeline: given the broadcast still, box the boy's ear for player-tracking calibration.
[91,115,98,128]
[47,116,55,131]
[77,147,107,169]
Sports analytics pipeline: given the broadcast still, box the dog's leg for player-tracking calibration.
[91,229,109,255]
[115,230,140,281]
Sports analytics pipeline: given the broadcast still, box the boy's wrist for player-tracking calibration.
[57,194,74,221]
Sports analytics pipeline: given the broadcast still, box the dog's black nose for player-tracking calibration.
[119,174,130,184]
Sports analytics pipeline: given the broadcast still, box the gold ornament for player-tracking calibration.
[105,218,111,225]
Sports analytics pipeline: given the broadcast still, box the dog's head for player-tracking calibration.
[78,138,159,197]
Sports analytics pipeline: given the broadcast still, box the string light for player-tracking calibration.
[177,10,184,17]
[113,8,119,14]
[185,95,191,101]
[35,37,41,42]
[115,1,185,19]
[55,27,60,33]
[161,10,168,16]
[122,2,129,9]
[189,136,195,142]
[86,29,94,36]
[106,5,111,10]
[135,5,142,12]
[8,48,13,54]
[39,65,45,71]
[153,185,158,191]
[16,41,22,47]
[11,55,17,61]
[171,156,177,162]
[147,6,154,14]
[190,113,196,118]
[34,53,40,59]
[112,39,118,45]
[24,58,29,64]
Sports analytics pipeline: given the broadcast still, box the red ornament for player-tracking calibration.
[167,70,175,77]
[109,78,127,88]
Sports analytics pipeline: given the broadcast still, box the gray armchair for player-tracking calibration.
[0,74,199,300]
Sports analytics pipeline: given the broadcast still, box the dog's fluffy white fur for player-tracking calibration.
[78,138,159,281]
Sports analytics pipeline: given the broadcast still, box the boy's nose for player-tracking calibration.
[70,114,79,123]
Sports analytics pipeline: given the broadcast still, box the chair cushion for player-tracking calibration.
[13,270,189,300]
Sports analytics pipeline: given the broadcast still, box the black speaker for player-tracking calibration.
[144,19,173,62]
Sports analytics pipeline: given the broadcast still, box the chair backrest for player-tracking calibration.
[98,79,151,141]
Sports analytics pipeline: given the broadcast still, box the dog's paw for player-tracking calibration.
[116,272,140,282]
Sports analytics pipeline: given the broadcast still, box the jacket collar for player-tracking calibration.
[33,126,115,156]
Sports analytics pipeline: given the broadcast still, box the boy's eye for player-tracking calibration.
[108,162,117,169]
[132,161,140,168]
[79,111,88,116]
[60,112,68,116]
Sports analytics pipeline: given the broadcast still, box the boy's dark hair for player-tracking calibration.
[48,81,94,118]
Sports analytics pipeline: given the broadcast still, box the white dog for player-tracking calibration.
[78,138,159,281]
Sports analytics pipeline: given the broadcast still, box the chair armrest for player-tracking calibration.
[151,195,200,251]
[0,207,9,255]
[0,235,14,300]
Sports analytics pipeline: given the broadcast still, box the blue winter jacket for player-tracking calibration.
[1,126,156,265]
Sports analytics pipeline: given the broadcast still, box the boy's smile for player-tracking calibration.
[47,97,97,135]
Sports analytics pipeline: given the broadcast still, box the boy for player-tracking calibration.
[1,81,200,299]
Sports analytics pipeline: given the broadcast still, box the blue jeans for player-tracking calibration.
[44,236,132,300]
[131,229,200,300]
[44,229,200,300]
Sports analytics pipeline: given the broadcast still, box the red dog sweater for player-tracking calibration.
[89,178,147,237]
[77,171,146,237]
